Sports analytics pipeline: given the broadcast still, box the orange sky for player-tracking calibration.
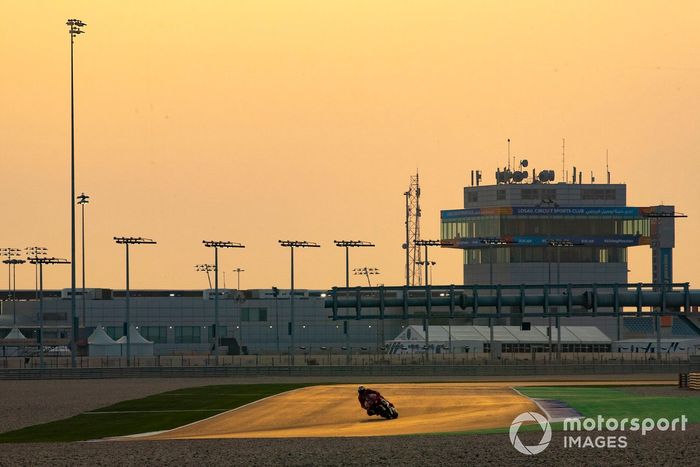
[1,1,699,291]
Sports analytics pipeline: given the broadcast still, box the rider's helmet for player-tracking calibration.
[358,385,365,393]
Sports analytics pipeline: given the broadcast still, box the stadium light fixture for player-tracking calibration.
[203,240,245,359]
[278,240,320,365]
[25,247,48,300]
[195,264,214,289]
[66,18,87,368]
[333,240,375,287]
[77,193,90,326]
[27,256,70,368]
[353,267,380,287]
[114,237,156,365]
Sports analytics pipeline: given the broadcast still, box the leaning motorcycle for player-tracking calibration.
[368,398,399,419]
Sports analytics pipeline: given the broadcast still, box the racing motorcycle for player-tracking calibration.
[366,395,399,420]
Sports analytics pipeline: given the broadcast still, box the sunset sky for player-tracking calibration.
[1,1,699,291]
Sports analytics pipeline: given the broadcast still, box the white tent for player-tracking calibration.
[116,326,154,356]
[2,327,28,341]
[88,326,121,357]
[1,327,30,357]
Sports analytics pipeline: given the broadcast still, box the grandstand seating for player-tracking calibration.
[624,316,700,338]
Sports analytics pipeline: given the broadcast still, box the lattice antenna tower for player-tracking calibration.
[406,172,423,286]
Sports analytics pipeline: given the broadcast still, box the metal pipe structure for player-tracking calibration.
[326,283,700,320]
[27,256,70,368]
[203,241,245,359]
[278,240,320,365]
[333,240,375,288]
[66,19,86,368]
[77,193,90,326]
[114,237,156,366]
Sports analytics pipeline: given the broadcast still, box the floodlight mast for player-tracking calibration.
[232,267,245,290]
[114,237,156,366]
[77,193,90,326]
[28,256,70,368]
[66,18,86,368]
[353,267,380,287]
[202,240,245,360]
[195,264,214,289]
[2,257,26,325]
[25,247,48,300]
[333,240,375,287]
[1,248,21,309]
[278,240,320,365]
[414,240,442,287]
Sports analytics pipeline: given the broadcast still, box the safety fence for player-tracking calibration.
[0,361,696,380]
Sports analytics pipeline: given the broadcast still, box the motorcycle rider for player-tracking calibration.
[357,385,389,416]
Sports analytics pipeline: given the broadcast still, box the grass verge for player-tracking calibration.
[0,383,310,443]
[435,385,699,436]
[516,386,700,423]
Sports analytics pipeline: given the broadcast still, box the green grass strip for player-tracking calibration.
[515,386,700,424]
[0,383,310,443]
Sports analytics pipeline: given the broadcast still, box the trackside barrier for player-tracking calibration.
[689,372,700,390]
[0,362,697,380]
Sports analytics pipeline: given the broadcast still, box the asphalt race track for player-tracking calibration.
[143,383,539,439]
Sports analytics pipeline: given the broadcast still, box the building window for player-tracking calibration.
[521,188,539,200]
[521,188,556,200]
[496,190,506,200]
[241,308,268,321]
[175,326,201,344]
[467,191,478,203]
[140,326,167,344]
[582,189,616,200]
[208,326,228,339]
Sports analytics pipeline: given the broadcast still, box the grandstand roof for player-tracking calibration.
[392,325,611,344]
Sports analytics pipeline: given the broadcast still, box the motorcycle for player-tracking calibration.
[366,397,399,420]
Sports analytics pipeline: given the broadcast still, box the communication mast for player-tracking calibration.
[404,172,423,286]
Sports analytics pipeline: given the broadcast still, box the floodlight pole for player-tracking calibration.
[67,18,86,369]
[25,247,47,300]
[114,237,156,366]
[203,241,245,361]
[195,264,214,289]
[77,193,90,326]
[414,240,442,355]
[279,240,320,365]
[334,240,375,287]
[233,268,245,290]
[3,259,26,325]
[29,257,69,369]
[2,248,20,321]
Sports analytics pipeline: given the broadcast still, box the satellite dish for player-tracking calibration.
[521,159,529,168]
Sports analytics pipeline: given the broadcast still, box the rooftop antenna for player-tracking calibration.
[561,138,566,182]
[606,149,611,184]
[507,138,511,171]
[404,172,423,286]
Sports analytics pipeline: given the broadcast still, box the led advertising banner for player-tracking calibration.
[441,207,645,219]
[443,235,646,248]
